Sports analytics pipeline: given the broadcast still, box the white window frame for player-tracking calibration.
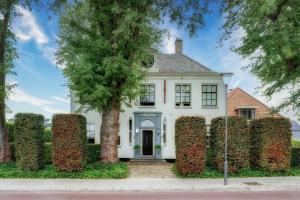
[175,83,192,108]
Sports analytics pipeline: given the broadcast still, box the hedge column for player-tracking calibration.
[210,117,250,173]
[175,116,206,175]
[52,114,87,171]
[250,117,291,171]
[14,113,45,170]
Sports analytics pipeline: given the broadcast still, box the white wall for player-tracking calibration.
[71,74,225,159]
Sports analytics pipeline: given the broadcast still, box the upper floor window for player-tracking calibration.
[239,108,255,120]
[175,84,191,107]
[202,84,217,107]
[140,84,155,106]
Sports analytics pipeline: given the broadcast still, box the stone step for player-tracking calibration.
[128,159,167,165]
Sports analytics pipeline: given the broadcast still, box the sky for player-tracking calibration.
[6,3,298,122]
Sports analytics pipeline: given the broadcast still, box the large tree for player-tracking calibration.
[221,0,300,112]
[57,0,208,162]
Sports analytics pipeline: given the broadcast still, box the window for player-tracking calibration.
[140,84,155,106]
[202,85,217,107]
[87,123,95,144]
[162,117,167,144]
[239,108,255,120]
[175,84,191,107]
[129,118,132,144]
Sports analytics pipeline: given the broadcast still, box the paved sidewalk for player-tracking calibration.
[0,177,300,192]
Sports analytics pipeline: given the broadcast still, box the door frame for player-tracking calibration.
[141,129,155,156]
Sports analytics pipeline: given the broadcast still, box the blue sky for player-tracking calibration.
[6,4,298,122]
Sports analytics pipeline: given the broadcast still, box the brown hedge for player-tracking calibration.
[210,117,250,173]
[52,114,87,171]
[175,116,206,175]
[250,117,291,172]
[14,113,45,170]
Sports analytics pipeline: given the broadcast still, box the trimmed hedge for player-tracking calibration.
[291,148,300,167]
[250,117,291,172]
[210,117,250,173]
[175,116,206,175]
[52,114,87,171]
[14,113,45,170]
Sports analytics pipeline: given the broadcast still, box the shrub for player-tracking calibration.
[43,128,52,143]
[52,114,87,171]
[14,113,45,170]
[250,117,291,172]
[291,148,300,167]
[175,116,206,175]
[44,142,52,164]
[87,144,101,163]
[210,117,250,173]
[6,122,14,142]
[10,143,15,161]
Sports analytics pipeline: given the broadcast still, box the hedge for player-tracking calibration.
[9,143,100,164]
[175,116,206,175]
[43,128,52,143]
[250,117,291,172]
[6,122,14,143]
[52,114,87,171]
[210,117,250,173]
[14,113,45,170]
[291,148,300,167]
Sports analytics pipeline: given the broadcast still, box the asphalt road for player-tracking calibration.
[0,191,300,200]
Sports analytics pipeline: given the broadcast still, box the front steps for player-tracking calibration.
[129,158,167,165]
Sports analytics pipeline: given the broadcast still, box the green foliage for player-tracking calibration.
[43,127,52,143]
[250,117,292,171]
[175,116,206,175]
[291,148,300,167]
[52,114,87,171]
[292,140,300,148]
[9,143,15,161]
[6,122,14,142]
[0,162,128,179]
[14,113,45,170]
[221,0,300,112]
[210,117,250,173]
[172,165,300,178]
[86,144,101,164]
[44,142,52,164]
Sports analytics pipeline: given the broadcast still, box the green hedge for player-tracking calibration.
[14,113,45,170]
[175,116,207,175]
[10,143,100,164]
[43,128,52,143]
[250,117,291,172]
[52,114,87,171]
[6,122,14,143]
[291,148,300,167]
[210,117,250,173]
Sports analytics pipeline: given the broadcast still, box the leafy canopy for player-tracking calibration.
[222,0,300,112]
[57,0,209,112]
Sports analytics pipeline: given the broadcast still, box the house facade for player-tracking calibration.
[70,39,226,159]
[227,87,281,120]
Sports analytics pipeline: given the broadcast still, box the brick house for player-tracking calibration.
[227,87,281,120]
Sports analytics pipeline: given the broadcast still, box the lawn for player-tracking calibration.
[172,165,300,178]
[0,162,128,179]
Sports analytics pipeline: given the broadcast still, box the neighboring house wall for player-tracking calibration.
[227,88,281,119]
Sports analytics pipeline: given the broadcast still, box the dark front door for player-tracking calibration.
[142,130,153,155]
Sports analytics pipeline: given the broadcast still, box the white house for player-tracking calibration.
[70,39,226,160]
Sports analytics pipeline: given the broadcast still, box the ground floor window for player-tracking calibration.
[129,118,132,144]
[162,117,167,144]
[87,123,95,144]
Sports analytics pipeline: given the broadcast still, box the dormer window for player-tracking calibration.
[140,84,155,106]
[239,108,255,120]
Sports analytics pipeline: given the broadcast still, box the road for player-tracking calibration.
[0,191,299,200]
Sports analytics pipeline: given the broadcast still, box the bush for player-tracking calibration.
[43,128,52,143]
[250,117,291,172]
[44,142,52,164]
[175,116,206,175]
[87,144,101,163]
[10,143,15,161]
[291,148,300,167]
[52,114,87,171]
[6,122,14,142]
[210,117,250,173]
[14,113,45,170]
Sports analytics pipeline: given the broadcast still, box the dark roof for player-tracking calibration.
[153,53,214,73]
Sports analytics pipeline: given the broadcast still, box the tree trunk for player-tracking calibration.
[100,101,120,163]
[0,2,12,162]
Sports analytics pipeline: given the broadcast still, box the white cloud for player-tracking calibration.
[52,96,69,104]
[162,28,179,53]
[13,5,48,45]
[43,107,67,114]
[9,87,54,107]
[0,13,3,20]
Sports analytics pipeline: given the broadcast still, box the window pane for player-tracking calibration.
[202,84,217,107]
[212,86,217,92]
[140,84,155,106]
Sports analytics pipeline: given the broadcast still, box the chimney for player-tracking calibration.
[175,38,183,54]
